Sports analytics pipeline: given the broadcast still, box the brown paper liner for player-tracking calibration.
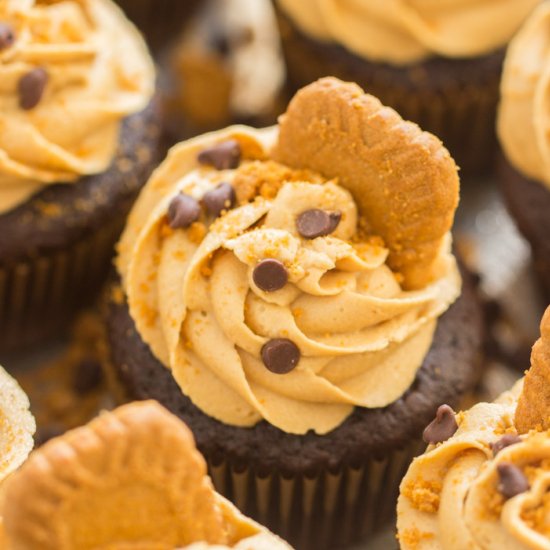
[206,440,425,550]
[0,219,123,354]
[115,0,202,53]
[275,8,503,176]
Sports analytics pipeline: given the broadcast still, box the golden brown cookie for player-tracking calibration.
[0,366,35,483]
[3,401,229,550]
[272,77,460,289]
[515,306,550,433]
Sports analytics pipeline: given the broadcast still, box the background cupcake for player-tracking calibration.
[274,0,539,175]
[0,0,159,352]
[397,305,550,549]
[103,78,484,549]
[498,2,550,304]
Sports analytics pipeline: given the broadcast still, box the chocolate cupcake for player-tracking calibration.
[274,0,539,176]
[397,306,550,549]
[0,0,159,352]
[497,3,550,304]
[104,78,484,549]
[115,0,202,53]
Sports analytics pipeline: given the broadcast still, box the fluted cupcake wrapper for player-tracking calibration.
[275,7,503,176]
[0,220,123,354]
[207,440,426,550]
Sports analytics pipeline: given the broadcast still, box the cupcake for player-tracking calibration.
[104,77,484,549]
[397,305,550,549]
[497,2,550,304]
[0,0,159,351]
[115,0,202,54]
[2,401,292,549]
[274,0,539,175]
[0,365,35,484]
[162,0,285,142]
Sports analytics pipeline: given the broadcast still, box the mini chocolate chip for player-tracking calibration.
[497,463,530,499]
[18,67,48,110]
[203,182,236,217]
[168,193,201,229]
[296,209,342,239]
[422,404,458,444]
[253,259,288,292]
[261,338,300,374]
[0,23,15,50]
[72,358,103,395]
[491,434,522,456]
[198,140,241,170]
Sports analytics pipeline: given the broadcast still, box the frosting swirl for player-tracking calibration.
[0,0,155,213]
[397,382,550,549]
[498,2,550,190]
[117,127,460,435]
[276,0,539,65]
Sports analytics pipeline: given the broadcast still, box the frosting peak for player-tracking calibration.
[117,126,461,435]
[0,0,155,213]
[276,0,539,65]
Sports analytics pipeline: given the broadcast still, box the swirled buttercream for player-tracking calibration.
[276,0,539,65]
[0,0,155,213]
[498,2,550,190]
[398,381,550,549]
[117,127,461,435]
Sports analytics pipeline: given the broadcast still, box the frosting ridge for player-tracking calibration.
[276,0,539,65]
[0,0,155,213]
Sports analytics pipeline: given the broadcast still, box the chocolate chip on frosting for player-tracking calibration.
[261,339,300,374]
[0,23,15,50]
[168,193,201,229]
[18,67,48,110]
[422,404,458,445]
[198,140,241,170]
[490,434,522,456]
[497,463,530,499]
[203,182,236,218]
[253,259,288,292]
[296,209,342,239]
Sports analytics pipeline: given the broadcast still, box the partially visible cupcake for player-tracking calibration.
[0,0,159,351]
[104,77,484,549]
[2,401,292,549]
[397,305,550,549]
[498,2,550,303]
[115,0,202,53]
[162,0,285,142]
[274,0,539,175]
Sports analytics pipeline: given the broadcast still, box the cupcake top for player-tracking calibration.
[0,365,35,484]
[276,0,539,65]
[498,2,550,190]
[397,306,550,549]
[0,0,155,213]
[117,77,461,435]
[2,401,292,549]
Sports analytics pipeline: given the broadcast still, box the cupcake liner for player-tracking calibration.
[116,0,202,53]
[0,219,123,354]
[275,8,502,176]
[207,440,426,550]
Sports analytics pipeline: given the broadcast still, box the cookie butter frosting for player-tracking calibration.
[276,0,539,65]
[117,126,461,435]
[397,382,550,549]
[0,0,155,213]
[498,2,550,190]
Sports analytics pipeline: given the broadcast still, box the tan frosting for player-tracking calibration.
[117,126,461,435]
[397,381,550,550]
[498,2,550,190]
[0,0,155,213]
[276,0,539,65]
